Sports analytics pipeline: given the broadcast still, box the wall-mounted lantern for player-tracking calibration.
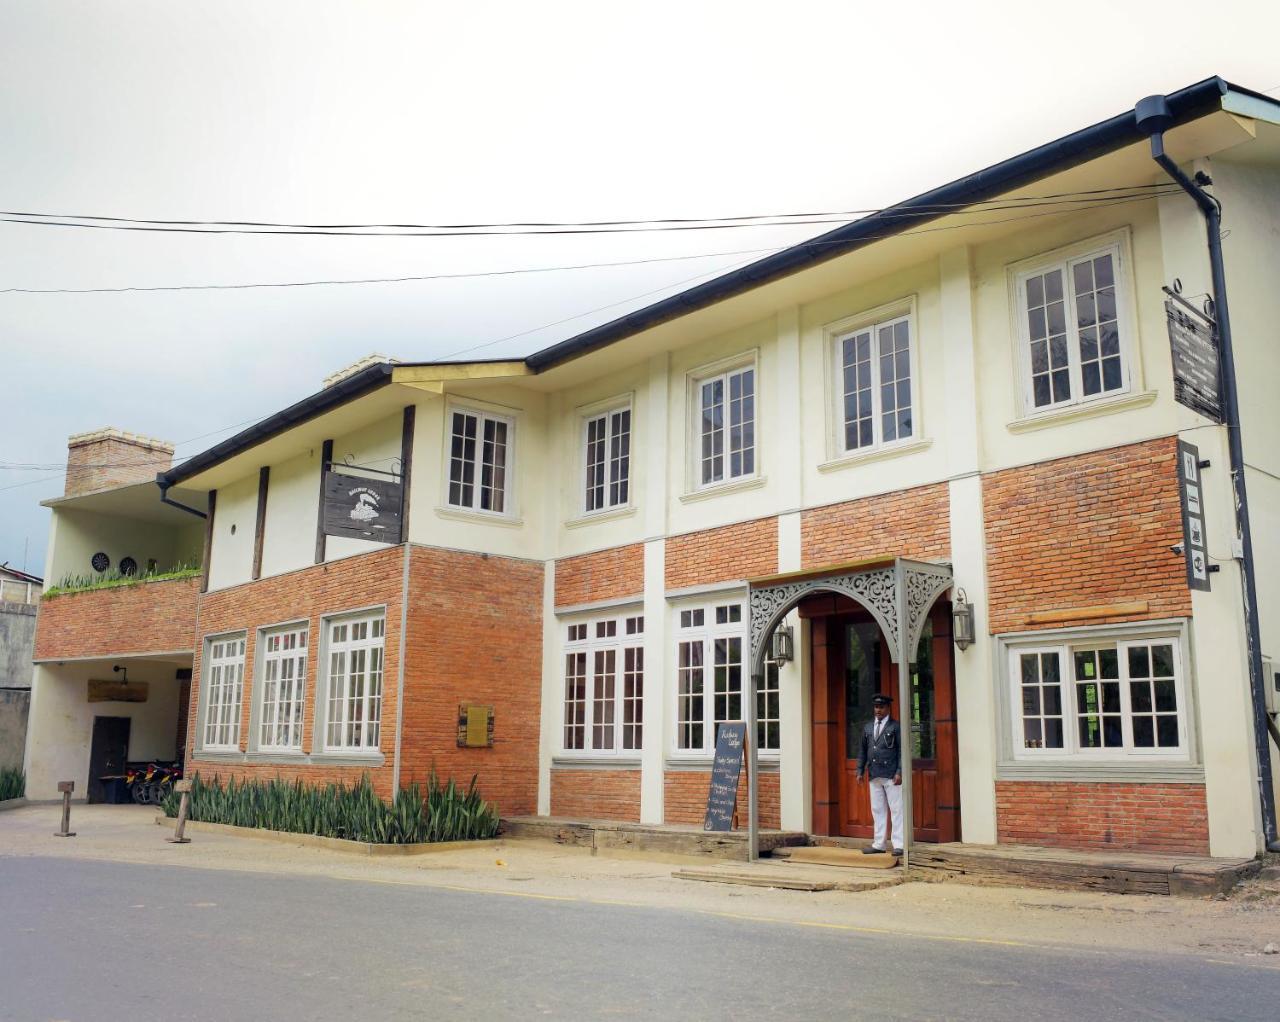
[952,589,975,651]
[770,625,795,665]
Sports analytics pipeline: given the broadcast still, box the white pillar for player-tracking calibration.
[536,562,558,817]
[777,511,811,832]
[640,538,667,823]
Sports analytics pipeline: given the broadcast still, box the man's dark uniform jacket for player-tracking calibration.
[856,716,902,780]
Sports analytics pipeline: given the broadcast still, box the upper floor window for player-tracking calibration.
[257,625,308,752]
[324,612,385,752]
[696,364,755,487]
[448,407,513,515]
[1014,241,1129,413]
[834,313,915,453]
[201,634,246,751]
[563,613,644,754]
[674,600,779,755]
[584,405,631,514]
[1010,633,1187,759]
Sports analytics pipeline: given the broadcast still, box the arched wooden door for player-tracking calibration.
[807,598,959,842]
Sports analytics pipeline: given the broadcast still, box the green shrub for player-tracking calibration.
[161,771,500,844]
[0,768,25,802]
[44,562,201,598]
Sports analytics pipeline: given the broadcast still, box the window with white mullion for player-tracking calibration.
[584,406,631,514]
[258,626,308,751]
[448,408,512,514]
[323,614,385,752]
[563,614,644,754]
[675,602,780,755]
[698,366,754,487]
[836,315,914,453]
[1019,244,1126,412]
[201,636,246,750]
[1011,634,1187,760]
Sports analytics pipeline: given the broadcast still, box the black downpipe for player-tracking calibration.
[157,482,208,520]
[1135,95,1280,853]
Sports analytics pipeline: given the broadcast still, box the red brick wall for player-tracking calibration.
[995,780,1209,854]
[801,483,950,569]
[35,576,198,661]
[555,544,644,608]
[984,438,1191,634]
[550,769,641,821]
[664,769,781,829]
[399,545,544,817]
[665,517,778,590]
[188,546,405,799]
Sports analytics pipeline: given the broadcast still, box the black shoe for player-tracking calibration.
[892,848,904,856]
[861,846,884,855]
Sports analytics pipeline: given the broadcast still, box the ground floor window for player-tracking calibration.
[563,613,644,753]
[675,600,779,755]
[1007,631,1187,759]
[201,634,246,750]
[324,613,385,751]
[258,625,308,751]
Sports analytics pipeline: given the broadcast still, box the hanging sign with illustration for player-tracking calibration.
[322,469,403,544]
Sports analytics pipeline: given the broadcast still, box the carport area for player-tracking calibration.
[24,653,192,803]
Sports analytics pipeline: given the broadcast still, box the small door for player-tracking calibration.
[88,716,131,804]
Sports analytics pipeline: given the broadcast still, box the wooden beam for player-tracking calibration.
[315,439,333,564]
[399,405,415,541]
[251,466,270,580]
[1024,602,1149,626]
[200,489,216,593]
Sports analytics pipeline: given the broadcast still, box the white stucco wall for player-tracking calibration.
[46,508,202,586]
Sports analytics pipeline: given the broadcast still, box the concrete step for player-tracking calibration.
[772,846,899,869]
[673,862,901,893]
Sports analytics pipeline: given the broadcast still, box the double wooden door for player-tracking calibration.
[808,600,959,843]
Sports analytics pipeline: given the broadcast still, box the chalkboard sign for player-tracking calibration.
[703,722,747,832]
[323,470,403,544]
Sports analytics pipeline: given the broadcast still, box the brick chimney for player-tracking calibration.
[64,428,175,497]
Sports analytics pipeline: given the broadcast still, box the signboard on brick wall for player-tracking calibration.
[1175,439,1211,592]
[322,470,403,544]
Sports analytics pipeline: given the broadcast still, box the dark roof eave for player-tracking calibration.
[157,362,396,488]
[526,76,1236,372]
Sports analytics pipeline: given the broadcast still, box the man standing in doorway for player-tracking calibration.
[855,693,903,856]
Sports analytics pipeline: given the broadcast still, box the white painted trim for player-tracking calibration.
[554,594,644,618]
[391,544,411,794]
[564,505,638,531]
[817,438,933,474]
[677,475,767,505]
[1005,389,1159,434]
[551,756,643,770]
[664,580,748,602]
[432,505,525,528]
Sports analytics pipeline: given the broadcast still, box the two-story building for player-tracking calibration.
[24,76,1280,859]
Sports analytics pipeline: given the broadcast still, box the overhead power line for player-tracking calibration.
[1,189,1176,296]
[0,185,1175,238]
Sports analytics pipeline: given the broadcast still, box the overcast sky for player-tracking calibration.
[1,1,1277,576]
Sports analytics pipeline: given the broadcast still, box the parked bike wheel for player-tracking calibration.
[131,782,149,805]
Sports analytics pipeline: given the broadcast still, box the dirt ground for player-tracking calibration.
[3,803,1278,967]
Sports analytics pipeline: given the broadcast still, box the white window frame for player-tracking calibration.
[444,402,517,518]
[671,598,780,759]
[1005,629,1191,764]
[319,611,386,753]
[827,299,919,457]
[561,611,645,755]
[1010,232,1138,417]
[199,632,246,752]
[686,352,759,493]
[581,399,633,516]
[253,622,309,753]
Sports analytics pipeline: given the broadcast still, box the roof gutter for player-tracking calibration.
[157,362,396,489]
[527,76,1236,373]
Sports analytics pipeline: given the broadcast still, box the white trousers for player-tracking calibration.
[869,776,904,850]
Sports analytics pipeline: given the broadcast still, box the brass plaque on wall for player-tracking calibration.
[88,680,149,703]
[457,704,494,748]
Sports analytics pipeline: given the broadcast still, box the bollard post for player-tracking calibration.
[167,779,193,844]
[54,781,76,837]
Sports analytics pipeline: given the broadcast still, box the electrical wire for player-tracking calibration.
[0,185,1176,239]
[0,183,1172,232]
[1,189,1176,296]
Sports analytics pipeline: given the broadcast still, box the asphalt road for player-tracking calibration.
[0,856,1276,1021]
